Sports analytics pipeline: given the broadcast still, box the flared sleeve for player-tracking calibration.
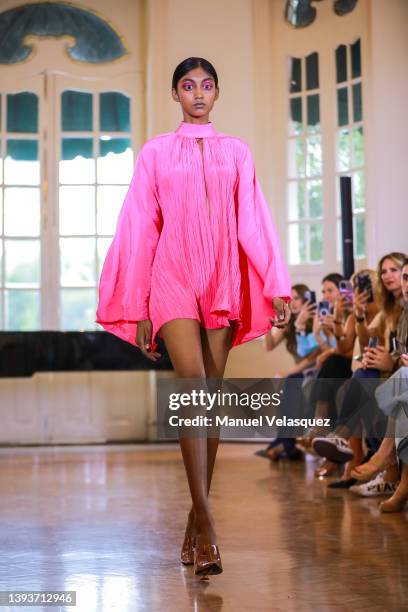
[95,143,163,347]
[236,140,292,303]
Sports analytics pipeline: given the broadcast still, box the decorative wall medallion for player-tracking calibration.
[0,2,127,64]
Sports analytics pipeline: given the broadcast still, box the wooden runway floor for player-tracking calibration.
[0,442,407,612]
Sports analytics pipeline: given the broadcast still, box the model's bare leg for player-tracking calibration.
[183,323,234,539]
[160,319,229,547]
[202,323,234,486]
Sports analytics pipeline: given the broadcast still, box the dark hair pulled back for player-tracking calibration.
[172,57,219,91]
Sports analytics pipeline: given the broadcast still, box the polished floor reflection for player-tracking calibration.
[0,442,407,611]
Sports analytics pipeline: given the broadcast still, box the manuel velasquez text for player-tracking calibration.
[168,416,331,427]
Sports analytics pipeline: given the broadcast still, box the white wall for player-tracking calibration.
[365,0,408,264]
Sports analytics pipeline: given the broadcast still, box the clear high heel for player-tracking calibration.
[180,534,195,565]
[194,541,223,576]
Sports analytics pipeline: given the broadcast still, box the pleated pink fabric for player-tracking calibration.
[95,120,292,352]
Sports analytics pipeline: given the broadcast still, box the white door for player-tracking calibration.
[0,74,44,330]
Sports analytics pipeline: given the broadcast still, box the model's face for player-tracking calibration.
[381,258,402,296]
[321,281,339,304]
[401,265,408,303]
[172,66,218,121]
[290,289,302,314]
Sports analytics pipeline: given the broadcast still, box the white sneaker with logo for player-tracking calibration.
[312,434,354,464]
[349,472,399,497]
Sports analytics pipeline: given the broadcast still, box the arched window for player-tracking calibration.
[0,3,140,332]
[284,34,366,275]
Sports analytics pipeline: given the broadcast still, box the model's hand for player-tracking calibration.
[270,298,291,328]
[136,320,162,362]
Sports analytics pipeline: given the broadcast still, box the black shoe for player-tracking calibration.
[327,478,357,489]
[254,448,284,462]
[254,438,286,461]
[286,448,303,461]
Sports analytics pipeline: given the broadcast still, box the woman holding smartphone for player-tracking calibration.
[256,284,321,461]
[349,253,407,483]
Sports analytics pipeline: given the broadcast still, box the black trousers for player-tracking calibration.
[336,368,388,441]
[308,354,352,422]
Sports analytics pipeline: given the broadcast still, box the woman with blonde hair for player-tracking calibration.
[349,252,407,484]
[354,252,406,359]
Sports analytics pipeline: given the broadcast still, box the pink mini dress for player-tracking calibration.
[95,120,292,352]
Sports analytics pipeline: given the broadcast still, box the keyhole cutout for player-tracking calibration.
[195,138,210,216]
[196,137,203,154]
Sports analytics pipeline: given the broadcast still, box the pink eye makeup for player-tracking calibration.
[181,79,214,91]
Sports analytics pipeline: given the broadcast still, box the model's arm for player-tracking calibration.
[235,141,291,305]
[96,144,162,328]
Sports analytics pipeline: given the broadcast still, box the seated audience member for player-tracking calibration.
[310,268,381,485]
[378,354,408,512]
[256,284,321,461]
[370,259,408,512]
[297,274,362,476]
[311,272,344,361]
[350,254,408,489]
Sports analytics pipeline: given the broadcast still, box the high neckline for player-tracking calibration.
[175,120,216,138]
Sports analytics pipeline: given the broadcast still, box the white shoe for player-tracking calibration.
[349,472,399,497]
[312,434,354,464]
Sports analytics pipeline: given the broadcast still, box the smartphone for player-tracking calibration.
[318,300,330,317]
[304,290,316,304]
[368,336,379,349]
[339,280,353,302]
[356,273,374,303]
[339,280,354,311]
